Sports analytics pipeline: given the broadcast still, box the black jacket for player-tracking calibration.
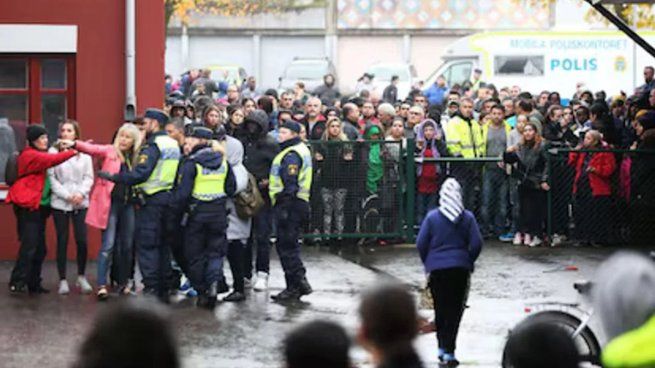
[242,109,280,182]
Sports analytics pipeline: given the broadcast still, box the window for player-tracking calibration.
[0,55,75,185]
[494,55,544,76]
[284,62,328,80]
[445,62,473,86]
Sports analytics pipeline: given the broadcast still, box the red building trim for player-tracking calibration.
[0,1,165,260]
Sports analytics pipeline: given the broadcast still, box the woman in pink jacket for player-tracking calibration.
[61,123,142,300]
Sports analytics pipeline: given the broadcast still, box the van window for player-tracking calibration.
[445,62,473,86]
[494,56,544,76]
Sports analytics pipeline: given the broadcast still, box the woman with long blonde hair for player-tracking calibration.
[315,117,353,238]
[61,123,142,299]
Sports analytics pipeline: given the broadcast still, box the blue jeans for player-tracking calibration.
[480,168,508,235]
[97,202,135,287]
[416,192,438,227]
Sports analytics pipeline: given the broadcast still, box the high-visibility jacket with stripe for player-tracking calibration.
[445,116,484,158]
[269,143,312,205]
[137,135,181,195]
[192,158,227,202]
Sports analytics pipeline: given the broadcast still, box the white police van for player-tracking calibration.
[424,30,655,96]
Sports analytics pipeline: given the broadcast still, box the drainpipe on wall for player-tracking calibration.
[125,0,136,121]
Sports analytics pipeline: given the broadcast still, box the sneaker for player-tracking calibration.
[223,291,246,302]
[77,276,93,294]
[438,348,446,362]
[551,233,563,247]
[529,236,543,248]
[523,234,532,246]
[442,353,460,367]
[253,272,269,291]
[512,232,523,245]
[499,232,515,243]
[58,280,70,295]
[97,286,109,301]
[244,278,253,289]
[9,282,27,294]
[179,278,198,298]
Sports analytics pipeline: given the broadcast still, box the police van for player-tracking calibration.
[424,30,655,96]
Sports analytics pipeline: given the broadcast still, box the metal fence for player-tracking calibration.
[300,139,655,246]
[303,140,409,241]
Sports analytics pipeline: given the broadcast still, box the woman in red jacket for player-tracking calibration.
[7,125,77,294]
[568,130,616,247]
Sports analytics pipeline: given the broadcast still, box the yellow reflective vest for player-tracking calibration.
[192,158,227,202]
[602,315,655,368]
[269,143,312,205]
[445,116,484,158]
[137,135,181,195]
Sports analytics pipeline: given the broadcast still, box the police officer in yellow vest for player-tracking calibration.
[98,108,181,301]
[269,120,313,302]
[169,126,235,309]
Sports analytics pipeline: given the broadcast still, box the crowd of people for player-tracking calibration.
[7,64,655,299]
[167,64,655,248]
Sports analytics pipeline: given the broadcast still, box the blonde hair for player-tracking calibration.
[585,129,602,146]
[113,123,142,166]
[322,117,348,142]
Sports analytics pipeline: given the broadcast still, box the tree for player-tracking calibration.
[164,0,325,27]
[517,0,655,28]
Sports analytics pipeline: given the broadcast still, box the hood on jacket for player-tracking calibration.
[190,146,223,170]
[593,251,655,341]
[416,119,438,141]
[364,124,382,140]
[244,109,269,138]
[225,136,244,166]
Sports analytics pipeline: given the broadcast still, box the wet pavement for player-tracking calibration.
[1,242,651,368]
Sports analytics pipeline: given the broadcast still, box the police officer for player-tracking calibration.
[269,120,313,302]
[170,126,235,309]
[98,109,181,302]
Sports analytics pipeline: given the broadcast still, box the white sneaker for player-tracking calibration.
[512,233,523,246]
[77,276,93,294]
[58,280,70,295]
[551,234,564,247]
[523,234,532,246]
[253,272,269,291]
[529,236,543,248]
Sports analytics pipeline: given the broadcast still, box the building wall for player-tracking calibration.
[166,33,459,94]
[0,0,165,260]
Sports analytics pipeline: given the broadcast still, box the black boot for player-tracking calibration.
[223,291,246,302]
[271,287,301,302]
[217,279,229,294]
[28,284,50,294]
[297,276,312,296]
[205,282,218,309]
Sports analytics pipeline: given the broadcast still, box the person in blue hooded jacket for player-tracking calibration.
[416,178,483,367]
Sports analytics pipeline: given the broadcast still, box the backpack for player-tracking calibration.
[234,173,265,219]
[4,151,19,186]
